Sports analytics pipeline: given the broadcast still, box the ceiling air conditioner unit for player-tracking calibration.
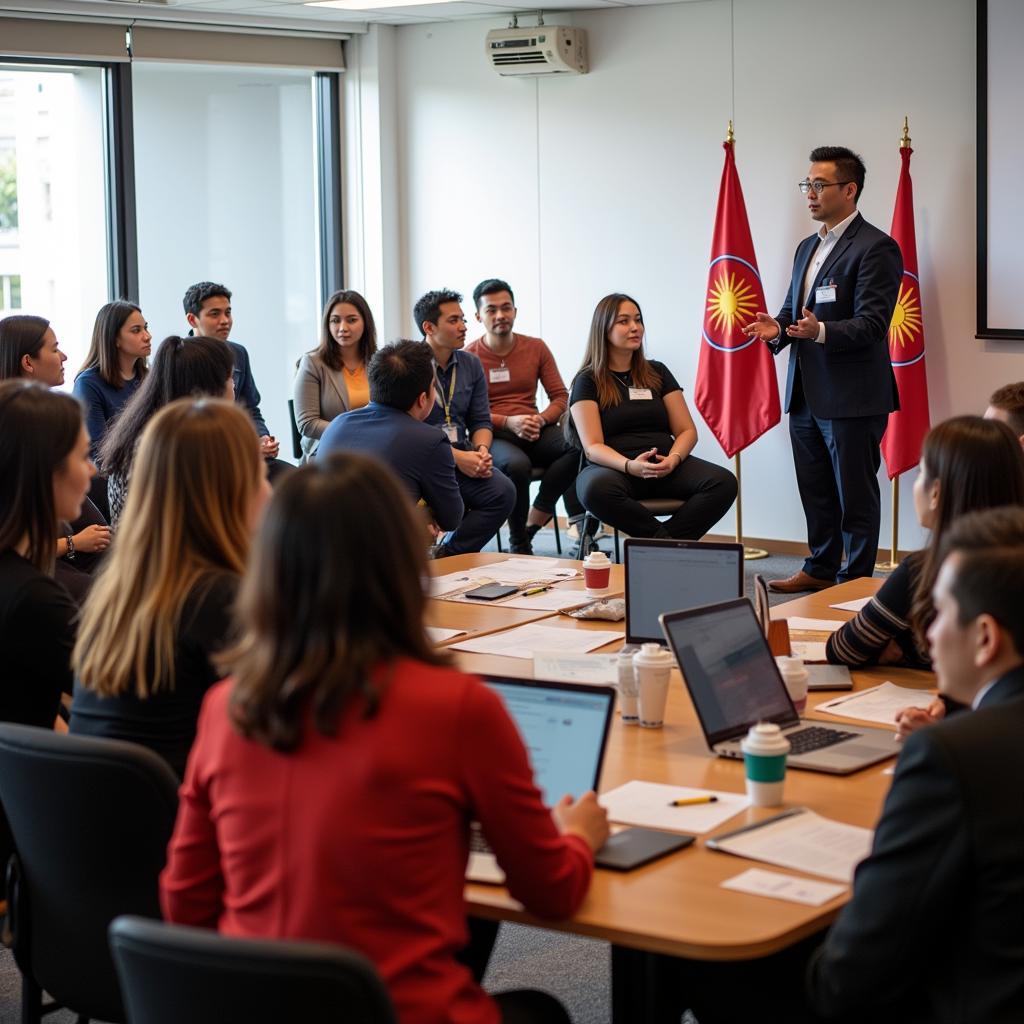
[486,27,587,77]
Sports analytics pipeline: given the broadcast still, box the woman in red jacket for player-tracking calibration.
[160,451,608,1024]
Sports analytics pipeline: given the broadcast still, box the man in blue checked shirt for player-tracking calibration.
[415,288,514,557]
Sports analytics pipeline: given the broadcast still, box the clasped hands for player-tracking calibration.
[453,446,493,479]
[741,308,820,342]
[626,448,678,480]
[506,413,544,442]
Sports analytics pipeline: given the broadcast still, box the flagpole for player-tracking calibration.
[875,475,900,572]
[733,452,768,560]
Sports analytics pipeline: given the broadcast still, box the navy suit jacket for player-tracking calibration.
[319,403,464,532]
[807,665,1024,1023]
[772,213,902,420]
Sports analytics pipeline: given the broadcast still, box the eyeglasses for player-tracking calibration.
[798,179,852,196]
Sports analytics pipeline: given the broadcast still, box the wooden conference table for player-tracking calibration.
[427,553,935,1017]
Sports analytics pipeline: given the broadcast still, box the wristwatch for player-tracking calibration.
[65,534,76,561]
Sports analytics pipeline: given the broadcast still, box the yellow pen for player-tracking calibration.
[521,586,550,596]
[668,795,718,807]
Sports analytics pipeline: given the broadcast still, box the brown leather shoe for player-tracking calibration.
[767,570,836,594]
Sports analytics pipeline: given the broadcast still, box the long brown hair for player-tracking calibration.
[73,399,261,697]
[227,453,446,753]
[910,416,1024,646]
[0,380,82,574]
[316,289,378,372]
[577,293,662,409]
[78,300,148,389]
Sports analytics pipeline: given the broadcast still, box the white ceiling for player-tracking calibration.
[7,0,705,32]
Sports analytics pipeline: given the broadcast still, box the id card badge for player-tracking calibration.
[815,280,837,304]
[489,367,511,384]
[441,423,459,443]
[628,387,654,401]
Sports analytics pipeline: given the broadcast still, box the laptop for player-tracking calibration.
[659,599,900,774]
[624,538,744,648]
[466,676,616,883]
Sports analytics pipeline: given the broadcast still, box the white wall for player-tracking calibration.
[347,0,1024,551]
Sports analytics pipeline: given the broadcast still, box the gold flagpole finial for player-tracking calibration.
[900,116,911,149]
[726,120,735,145]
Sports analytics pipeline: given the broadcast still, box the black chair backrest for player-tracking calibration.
[109,916,397,1024]
[0,724,179,1022]
[287,398,303,459]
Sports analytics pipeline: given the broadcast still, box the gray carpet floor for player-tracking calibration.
[0,535,819,1024]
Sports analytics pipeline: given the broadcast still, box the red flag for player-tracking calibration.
[880,144,930,479]
[695,139,780,458]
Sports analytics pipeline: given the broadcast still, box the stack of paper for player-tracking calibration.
[816,681,935,726]
[786,617,842,633]
[707,808,873,883]
[450,623,621,659]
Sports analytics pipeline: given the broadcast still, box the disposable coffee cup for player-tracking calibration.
[633,643,674,728]
[617,650,639,724]
[583,550,612,593]
[740,722,791,808]
[775,656,809,713]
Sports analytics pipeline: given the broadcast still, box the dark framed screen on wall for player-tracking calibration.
[977,0,1024,340]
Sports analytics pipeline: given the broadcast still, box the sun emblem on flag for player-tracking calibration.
[707,271,759,335]
[889,281,922,349]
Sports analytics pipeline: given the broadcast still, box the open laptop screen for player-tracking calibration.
[484,678,614,806]
[660,600,796,746]
[625,539,744,645]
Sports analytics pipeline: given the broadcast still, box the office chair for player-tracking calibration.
[109,916,397,1024]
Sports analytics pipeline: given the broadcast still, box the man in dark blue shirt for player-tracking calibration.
[319,340,463,534]
[414,288,514,557]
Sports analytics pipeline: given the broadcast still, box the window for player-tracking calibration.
[132,62,321,449]
[0,65,110,380]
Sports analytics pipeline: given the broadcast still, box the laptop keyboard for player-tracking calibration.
[786,725,859,754]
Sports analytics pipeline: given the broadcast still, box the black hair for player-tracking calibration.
[412,289,462,337]
[472,279,515,310]
[809,146,866,202]
[99,335,234,478]
[183,282,232,318]
[368,340,434,411]
[79,300,147,389]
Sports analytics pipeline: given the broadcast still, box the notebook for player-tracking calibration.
[467,676,616,883]
[624,538,744,647]
[659,599,900,775]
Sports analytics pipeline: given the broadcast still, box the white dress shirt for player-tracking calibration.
[800,208,859,344]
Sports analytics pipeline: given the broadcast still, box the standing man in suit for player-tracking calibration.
[743,147,902,592]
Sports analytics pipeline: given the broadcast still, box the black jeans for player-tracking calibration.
[576,456,737,539]
[491,425,583,544]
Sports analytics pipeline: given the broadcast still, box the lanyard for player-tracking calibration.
[435,361,457,424]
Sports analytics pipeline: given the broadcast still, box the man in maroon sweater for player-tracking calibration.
[466,278,585,554]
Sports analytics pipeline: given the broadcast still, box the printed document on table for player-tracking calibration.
[425,626,466,644]
[786,617,842,633]
[707,808,873,883]
[829,597,871,612]
[499,590,594,611]
[533,652,619,685]
[721,868,847,906]
[816,681,935,726]
[790,641,827,662]
[599,781,750,835]
[450,624,621,660]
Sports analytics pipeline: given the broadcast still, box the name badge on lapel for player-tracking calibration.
[628,388,653,401]
[815,279,837,304]
[489,367,511,384]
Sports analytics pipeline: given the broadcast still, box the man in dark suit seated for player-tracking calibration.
[318,340,463,536]
[656,506,1024,1024]
[743,146,902,592]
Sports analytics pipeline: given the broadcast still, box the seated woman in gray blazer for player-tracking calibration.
[293,289,378,460]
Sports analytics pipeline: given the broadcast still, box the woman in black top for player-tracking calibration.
[0,381,95,893]
[568,294,737,540]
[71,398,270,777]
